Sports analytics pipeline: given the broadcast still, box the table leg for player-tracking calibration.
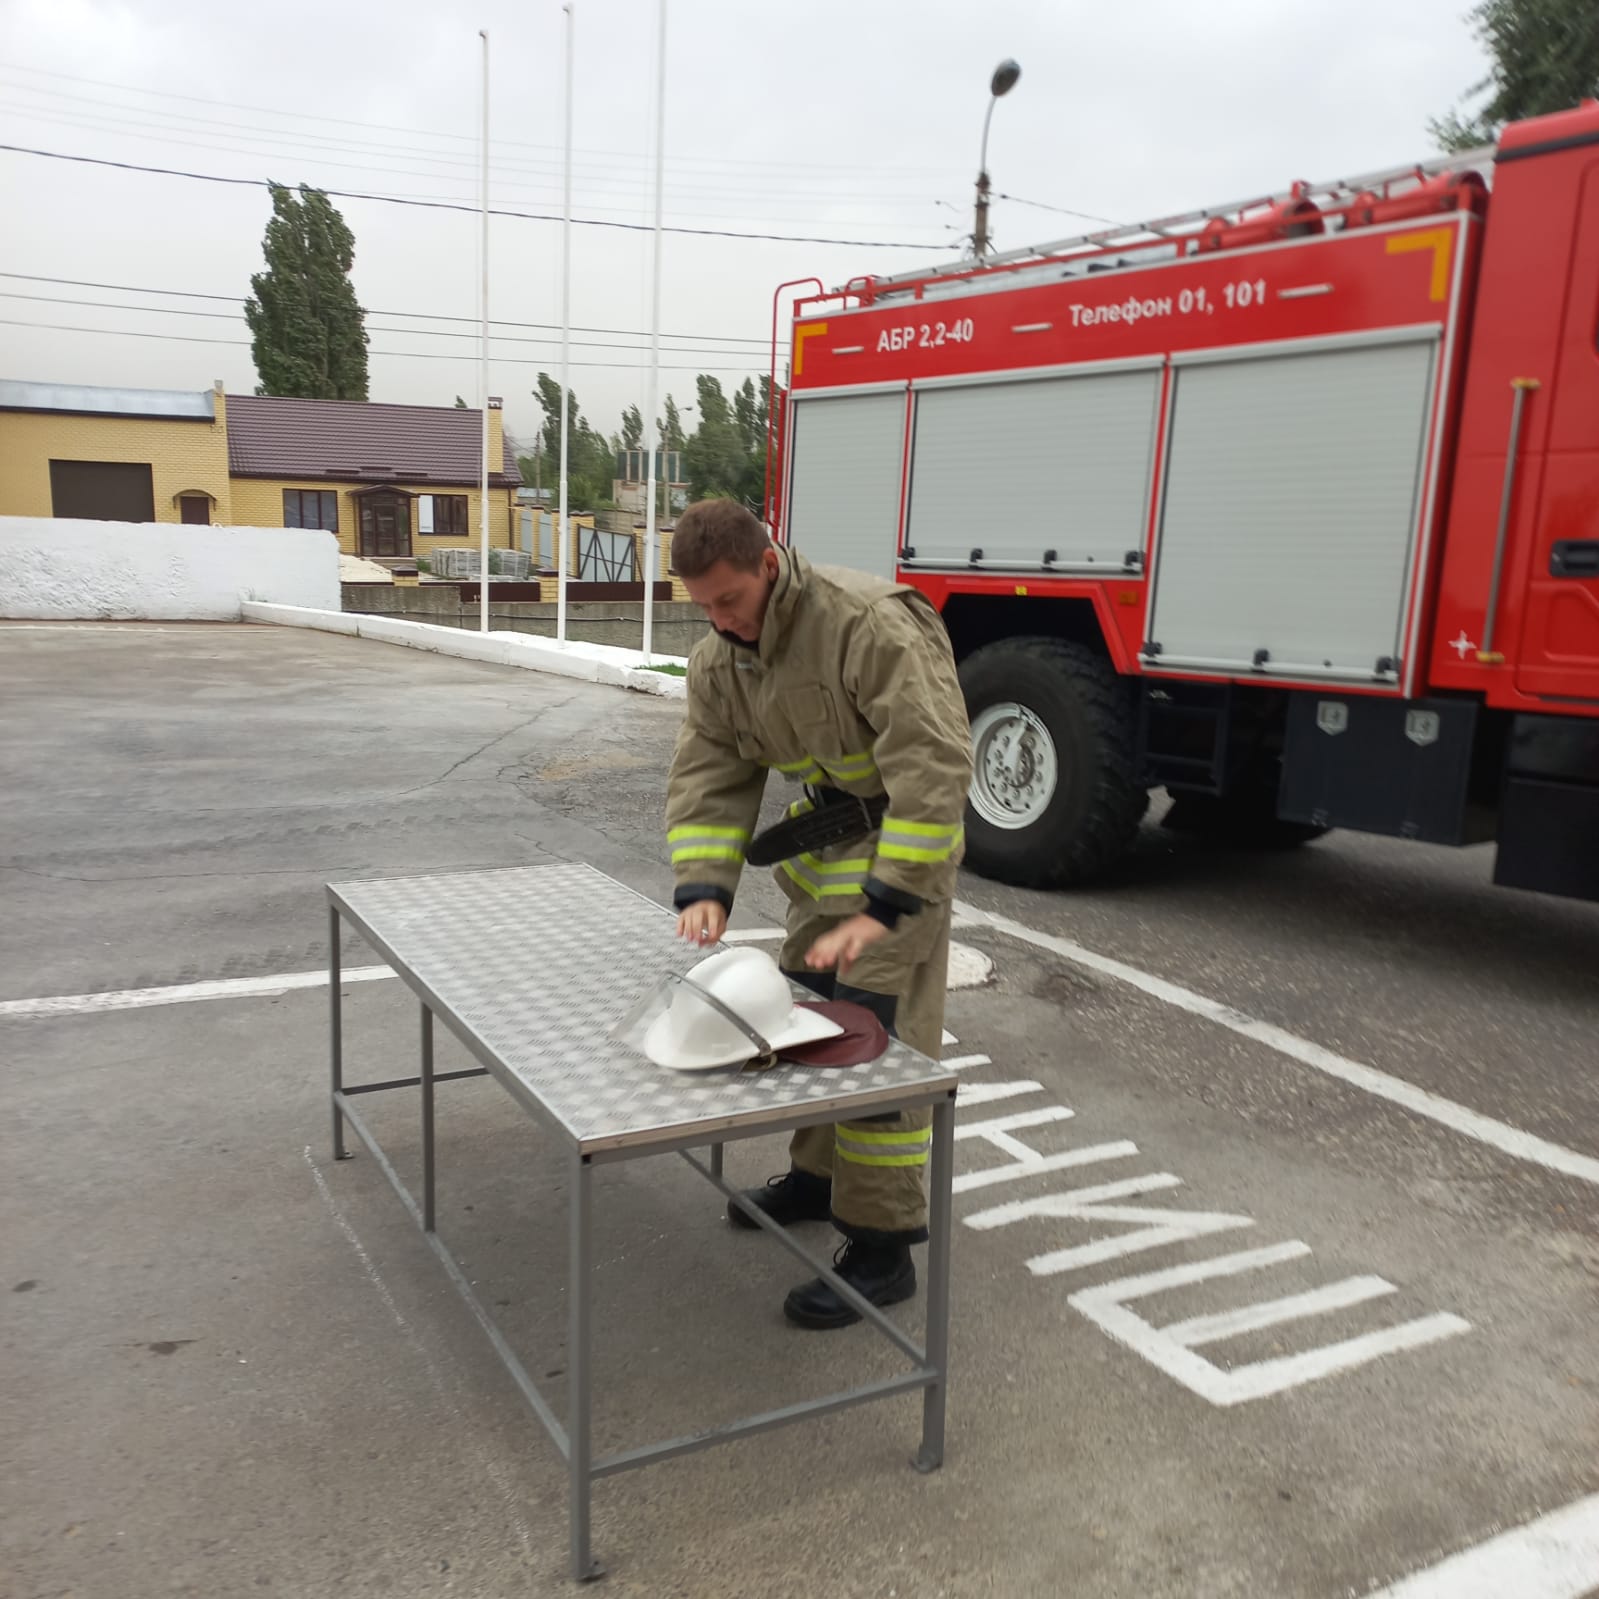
[710,1142,724,1180]
[420,1003,435,1232]
[329,904,350,1161]
[569,1150,602,1581]
[915,1092,955,1473]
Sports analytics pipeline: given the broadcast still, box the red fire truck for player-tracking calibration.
[765,99,1599,905]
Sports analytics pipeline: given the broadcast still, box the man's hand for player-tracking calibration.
[805,913,891,976]
[676,900,728,948]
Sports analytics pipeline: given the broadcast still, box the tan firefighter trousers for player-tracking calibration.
[778,899,952,1243]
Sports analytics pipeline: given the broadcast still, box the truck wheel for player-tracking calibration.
[959,638,1147,888]
[1161,787,1329,848]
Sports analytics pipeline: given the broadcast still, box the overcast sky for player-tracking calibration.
[0,0,1490,453]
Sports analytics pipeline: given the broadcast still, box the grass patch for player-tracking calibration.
[641,662,686,676]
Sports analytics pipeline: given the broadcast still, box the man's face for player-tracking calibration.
[683,550,780,644]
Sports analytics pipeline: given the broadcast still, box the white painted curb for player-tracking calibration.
[242,602,688,699]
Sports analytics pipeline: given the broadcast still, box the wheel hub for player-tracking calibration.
[969,704,1059,830]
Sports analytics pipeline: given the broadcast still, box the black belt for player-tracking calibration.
[744,786,889,867]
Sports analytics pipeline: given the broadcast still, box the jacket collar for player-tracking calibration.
[757,545,808,665]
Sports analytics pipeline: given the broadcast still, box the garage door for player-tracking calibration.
[785,389,906,579]
[50,460,156,523]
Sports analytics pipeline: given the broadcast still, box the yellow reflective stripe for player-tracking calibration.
[672,844,744,863]
[772,757,818,775]
[667,825,750,843]
[878,836,964,864]
[834,1150,929,1167]
[799,852,871,874]
[817,750,877,780]
[787,799,815,819]
[880,817,960,838]
[837,1125,930,1144]
[780,858,867,898]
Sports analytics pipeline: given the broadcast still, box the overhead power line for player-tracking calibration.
[995,192,1127,227]
[0,317,767,373]
[0,143,948,250]
[0,80,946,207]
[0,272,774,346]
[0,291,773,359]
[2,61,957,178]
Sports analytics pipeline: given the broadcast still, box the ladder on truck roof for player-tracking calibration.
[850,144,1496,302]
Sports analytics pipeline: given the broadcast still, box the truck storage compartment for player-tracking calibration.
[1278,693,1484,844]
[902,364,1163,571]
[1145,329,1440,683]
[784,388,905,578]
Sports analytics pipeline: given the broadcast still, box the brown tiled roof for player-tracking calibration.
[226,394,518,487]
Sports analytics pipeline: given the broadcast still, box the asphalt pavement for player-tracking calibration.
[4,621,1597,1599]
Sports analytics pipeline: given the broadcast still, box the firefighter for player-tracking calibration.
[664,498,972,1330]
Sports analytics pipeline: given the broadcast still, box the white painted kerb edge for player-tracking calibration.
[243,602,688,698]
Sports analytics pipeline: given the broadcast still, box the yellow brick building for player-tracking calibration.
[0,379,232,523]
[0,380,519,560]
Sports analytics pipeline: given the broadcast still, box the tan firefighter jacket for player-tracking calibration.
[666,547,972,921]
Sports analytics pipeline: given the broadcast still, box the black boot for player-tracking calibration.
[782,1239,917,1330]
[726,1167,833,1230]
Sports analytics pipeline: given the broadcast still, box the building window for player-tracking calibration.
[417,494,469,536]
[179,496,211,525]
[283,489,339,532]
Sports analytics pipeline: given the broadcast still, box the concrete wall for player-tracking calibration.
[0,517,340,619]
[342,581,711,655]
[0,398,232,521]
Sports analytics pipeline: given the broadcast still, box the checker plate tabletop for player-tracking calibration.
[330,863,957,1155]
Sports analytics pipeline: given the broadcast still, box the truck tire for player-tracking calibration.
[959,638,1147,888]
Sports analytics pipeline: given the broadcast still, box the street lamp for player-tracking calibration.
[973,57,1021,258]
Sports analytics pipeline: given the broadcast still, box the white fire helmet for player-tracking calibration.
[617,946,844,1071]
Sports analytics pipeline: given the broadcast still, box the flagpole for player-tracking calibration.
[557,0,574,643]
[641,0,666,664]
[477,28,491,632]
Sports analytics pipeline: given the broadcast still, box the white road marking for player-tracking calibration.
[953,1084,1470,1401]
[1367,1492,1599,1598]
[956,1079,1044,1107]
[941,1054,992,1071]
[0,964,395,1019]
[1068,1243,1470,1406]
[720,927,785,943]
[954,900,1599,1188]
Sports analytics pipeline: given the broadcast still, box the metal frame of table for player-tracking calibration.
[325,863,958,1582]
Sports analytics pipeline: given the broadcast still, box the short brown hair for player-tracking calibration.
[670,498,770,578]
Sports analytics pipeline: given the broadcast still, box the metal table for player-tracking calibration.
[326,863,958,1582]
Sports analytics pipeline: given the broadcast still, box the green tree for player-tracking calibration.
[244,183,369,400]
[621,404,644,451]
[454,395,468,408]
[658,393,686,451]
[531,373,618,508]
[1431,0,1599,150]
[733,377,761,459]
[682,376,751,502]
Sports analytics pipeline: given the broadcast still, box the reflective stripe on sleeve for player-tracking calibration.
[877,816,964,863]
[668,824,750,866]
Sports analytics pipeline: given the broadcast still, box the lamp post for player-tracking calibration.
[973,57,1021,258]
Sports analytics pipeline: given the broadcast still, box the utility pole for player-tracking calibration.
[973,59,1021,257]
